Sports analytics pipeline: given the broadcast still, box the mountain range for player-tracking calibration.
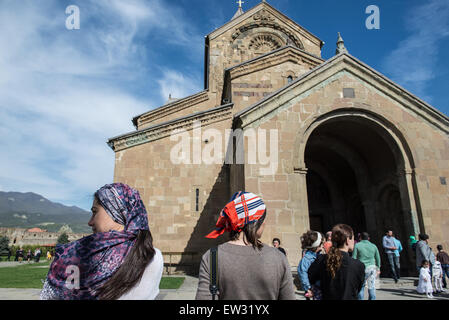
[0,191,91,233]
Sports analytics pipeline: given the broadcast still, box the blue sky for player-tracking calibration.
[0,0,448,211]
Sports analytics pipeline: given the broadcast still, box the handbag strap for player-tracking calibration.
[209,246,218,300]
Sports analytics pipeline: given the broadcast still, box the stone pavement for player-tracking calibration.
[0,261,49,268]
[0,288,42,300]
[1,275,448,300]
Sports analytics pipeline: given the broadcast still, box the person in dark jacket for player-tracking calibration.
[17,248,24,263]
[416,234,432,273]
[436,245,449,289]
[308,224,365,300]
[272,238,287,256]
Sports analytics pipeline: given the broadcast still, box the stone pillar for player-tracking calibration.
[398,168,420,276]
[287,167,310,265]
[399,169,420,236]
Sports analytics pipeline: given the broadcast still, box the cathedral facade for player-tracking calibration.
[108,1,449,274]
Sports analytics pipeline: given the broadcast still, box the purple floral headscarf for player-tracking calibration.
[44,183,149,300]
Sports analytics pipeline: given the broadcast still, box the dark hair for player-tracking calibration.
[421,260,429,267]
[419,234,429,241]
[361,232,370,240]
[97,229,156,300]
[437,245,443,251]
[230,211,267,250]
[272,238,281,245]
[300,230,323,251]
[327,224,354,279]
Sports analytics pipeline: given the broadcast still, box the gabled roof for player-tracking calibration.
[225,45,324,74]
[132,90,209,128]
[235,53,449,133]
[207,1,323,48]
[27,228,46,233]
[108,103,234,151]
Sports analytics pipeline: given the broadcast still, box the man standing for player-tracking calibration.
[17,247,24,263]
[34,248,41,263]
[272,238,286,256]
[392,233,403,280]
[353,232,381,300]
[416,234,432,273]
[383,230,399,283]
[436,245,449,289]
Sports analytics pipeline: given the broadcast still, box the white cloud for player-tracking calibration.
[382,0,449,102]
[0,0,201,209]
[157,69,203,103]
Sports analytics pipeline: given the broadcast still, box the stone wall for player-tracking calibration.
[0,228,89,247]
[113,116,235,264]
[238,64,449,266]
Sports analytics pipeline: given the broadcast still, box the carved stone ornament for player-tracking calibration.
[253,9,275,22]
[249,33,283,55]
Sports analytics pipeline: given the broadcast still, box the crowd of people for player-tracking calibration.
[35,184,447,300]
[295,228,448,300]
[6,247,50,263]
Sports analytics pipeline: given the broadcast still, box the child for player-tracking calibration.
[417,260,434,298]
[297,230,324,300]
[432,260,444,293]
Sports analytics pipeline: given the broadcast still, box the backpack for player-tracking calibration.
[412,242,417,252]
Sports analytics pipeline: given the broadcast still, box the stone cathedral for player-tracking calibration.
[108,1,449,275]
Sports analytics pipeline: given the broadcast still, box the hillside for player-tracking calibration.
[0,191,91,233]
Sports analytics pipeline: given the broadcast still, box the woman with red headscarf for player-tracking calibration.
[195,191,295,300]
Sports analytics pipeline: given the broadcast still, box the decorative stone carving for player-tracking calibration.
[249,33,283,55]
[253,9,275,22]
[232,21,304,50]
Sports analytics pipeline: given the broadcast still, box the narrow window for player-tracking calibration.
[196,188,199,212]
[287,76,293,83]
[343,88,355,98]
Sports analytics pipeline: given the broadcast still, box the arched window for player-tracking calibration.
[287,76,294,84]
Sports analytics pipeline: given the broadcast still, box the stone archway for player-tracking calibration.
[300,110,421,276]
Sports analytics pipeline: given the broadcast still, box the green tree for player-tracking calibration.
[57,233,69,244]
[0,237,9,256]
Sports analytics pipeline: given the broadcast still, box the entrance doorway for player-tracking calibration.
[304,114,418,276]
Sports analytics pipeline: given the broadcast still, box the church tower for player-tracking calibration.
[204,1,324,105]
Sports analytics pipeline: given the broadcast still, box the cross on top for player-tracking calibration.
[236,0,244,8]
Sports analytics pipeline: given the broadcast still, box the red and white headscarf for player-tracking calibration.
[206,191,266,239]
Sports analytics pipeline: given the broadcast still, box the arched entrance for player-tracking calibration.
[302,111,421,276]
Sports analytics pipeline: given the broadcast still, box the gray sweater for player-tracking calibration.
[195,242,296,300]
[416,240,433,267]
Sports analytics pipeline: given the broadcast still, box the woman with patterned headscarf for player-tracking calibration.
[195,191,296,300]
[40,183,163,300]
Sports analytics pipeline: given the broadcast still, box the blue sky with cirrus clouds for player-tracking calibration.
[1,0,448,211]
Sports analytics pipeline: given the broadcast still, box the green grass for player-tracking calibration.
[0,262,185,290]
[0,261,51,288]
[159,277,185,289]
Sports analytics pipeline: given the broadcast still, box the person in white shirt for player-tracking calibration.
[432,261,444,294]
[417,260,434,299]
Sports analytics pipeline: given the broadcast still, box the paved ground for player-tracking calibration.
[1,271,447,300]
[0,261,50,268]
